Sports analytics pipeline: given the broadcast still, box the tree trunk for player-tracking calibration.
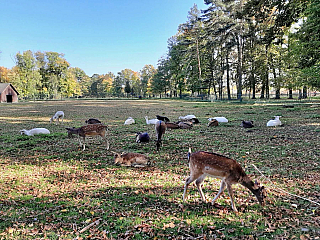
[196,38,202,81]
[272,67,280,99]
[303,86,307,98]
[288,88,293,99]
[260,83,265,99]
[237,36,243,101]
[226,52,231,100]
[251,74,256,99]
[275,89,280,99]
[265,46,270,99]
[237,0,244,101]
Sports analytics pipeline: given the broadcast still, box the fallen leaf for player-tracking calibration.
[186,219,192,225]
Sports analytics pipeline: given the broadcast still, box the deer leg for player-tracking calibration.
[226,183,238,212]
[212,180,227,205]
[183,175,196,202]
[101,134,110,150]
[195,175,207,202]
[82,136,86,151]
[77,135,82,148]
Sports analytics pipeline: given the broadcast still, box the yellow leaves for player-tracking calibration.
[163,222,175,230]
[185,219,192,225]
[7,228,14,234]
[61,209,68,212]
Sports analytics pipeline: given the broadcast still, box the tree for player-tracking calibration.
[124,80,131,97]
[69,67,90,96]
[111,69,139,97]
[14,50,42,99]
[34,51,71,98]
[0,67,11,83]
[292,0,320,89]
[140,64,156,97]
[151,57,169,97]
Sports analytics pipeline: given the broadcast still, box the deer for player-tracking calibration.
[85,118,102,124]
[183,148,266,212]
[50,111,64,124]
[136,132,150,143]
[208,119,219,127]
[156,115,170,122]
[113,152,150,167]
[155,120,166,151]
[65,124,109,151]
[165,122,180,129]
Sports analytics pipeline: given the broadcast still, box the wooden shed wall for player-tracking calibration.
[0,86,19,103]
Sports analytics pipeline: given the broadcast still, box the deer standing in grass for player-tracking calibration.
[155,120,166,151]
[183,148,266,212]
[50,111,64,124]
[66,124,109,151]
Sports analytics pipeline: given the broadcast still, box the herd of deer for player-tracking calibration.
[20,110,267,212]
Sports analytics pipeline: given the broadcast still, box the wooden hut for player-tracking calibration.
[0,83,19,103]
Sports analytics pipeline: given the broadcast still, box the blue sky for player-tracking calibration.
[0,0,207,76]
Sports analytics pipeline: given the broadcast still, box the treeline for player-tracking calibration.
[0,51,157,99]
[1,0,319,100]
[155,0,320,100]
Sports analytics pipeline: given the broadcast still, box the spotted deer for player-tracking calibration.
[183,148,266,212]
[66,124,109,150]
[113,152,150,167]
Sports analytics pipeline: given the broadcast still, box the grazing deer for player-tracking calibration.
[50,111,64,124]
[183,148,266,212]
[66,124,109,150]
[113,152,149,167]
[155,120,166,151]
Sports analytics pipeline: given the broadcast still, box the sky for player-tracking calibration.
[0,0,207,77]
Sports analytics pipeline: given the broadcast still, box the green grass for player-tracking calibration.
[0,99,319,239]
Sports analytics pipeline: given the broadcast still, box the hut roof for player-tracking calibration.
[0,83,20,95]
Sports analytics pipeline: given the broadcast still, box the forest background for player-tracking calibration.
[0,0,319,101]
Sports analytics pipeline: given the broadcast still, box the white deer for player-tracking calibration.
[267,116,282,127]
[50,111,64,124]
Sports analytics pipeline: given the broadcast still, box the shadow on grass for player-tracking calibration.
[0,184,270,239]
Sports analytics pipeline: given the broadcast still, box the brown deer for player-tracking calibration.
[177,121,193,129]
[85,118,102,124]
[66,124,109,150]
[165,122,180,129]
[155,120,166,151]
[113,152,149,167]
[183,148,266,212]
[208,119,219,127]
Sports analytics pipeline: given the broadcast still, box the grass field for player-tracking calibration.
[0,99,319,239]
